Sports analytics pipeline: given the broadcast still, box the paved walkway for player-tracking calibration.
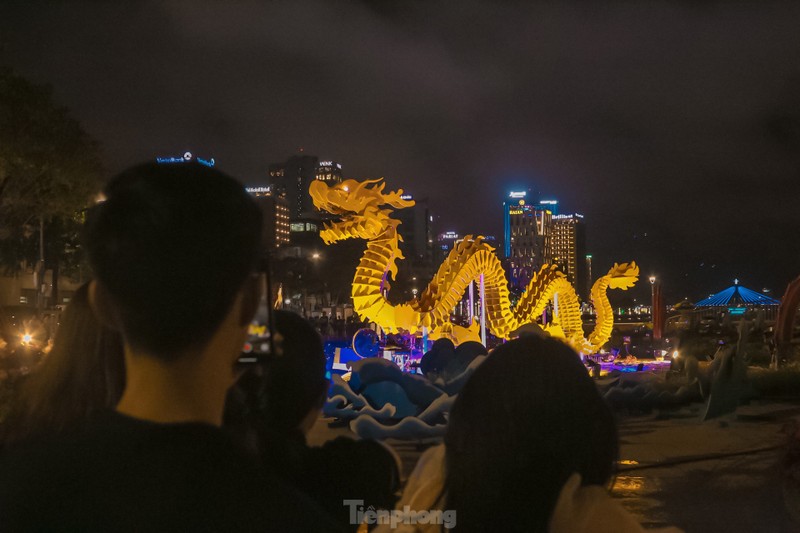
[614,402,799,532]
[309,400,800,532]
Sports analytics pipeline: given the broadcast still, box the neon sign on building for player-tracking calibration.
[156,151,215,168]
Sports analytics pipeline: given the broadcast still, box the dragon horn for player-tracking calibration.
[355,178,382,193]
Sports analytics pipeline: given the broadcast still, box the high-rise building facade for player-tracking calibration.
[534,199,559,216]
[436,231,460,265]
[315,160,343,186]
[246,186,290,250]
[551,214,588,300]
[503,191,553,288]
[268,154,319,219]
[396,194,434,267]
[268,155,345,220]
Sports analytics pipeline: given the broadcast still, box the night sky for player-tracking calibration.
[2,1,799,303]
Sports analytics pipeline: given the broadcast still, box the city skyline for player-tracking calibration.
[2,1,798,302]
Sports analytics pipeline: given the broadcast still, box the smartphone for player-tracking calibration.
[239,272,273,364]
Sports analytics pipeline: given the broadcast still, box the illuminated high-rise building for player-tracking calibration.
[534,199,559,216]
[315,160,343,185]
[395,193,434,267]
[245,186,290,250]
[268,155,344,220]
[268,154,318,219]
[503,191,553,288]
[436,231,461,265]
[551,214,588,300]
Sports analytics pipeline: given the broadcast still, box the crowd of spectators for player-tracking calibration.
[0,162,685,532]
[310,314,368,342]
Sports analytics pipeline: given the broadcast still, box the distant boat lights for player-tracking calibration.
[156,151,215,167]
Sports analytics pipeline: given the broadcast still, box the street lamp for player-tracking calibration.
[649,276,657,357]
[649,276,656,317]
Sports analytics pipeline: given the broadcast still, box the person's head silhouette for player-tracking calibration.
[445,335,617,532]
[84,161,263,425]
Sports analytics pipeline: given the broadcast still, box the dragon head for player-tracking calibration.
[309,178,414,244]
[605,261,640,290]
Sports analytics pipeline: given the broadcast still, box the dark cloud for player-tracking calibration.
[2,0,799,301]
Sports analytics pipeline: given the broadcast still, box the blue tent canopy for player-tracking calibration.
[695,284,780,307]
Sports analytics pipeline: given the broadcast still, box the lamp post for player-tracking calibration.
[479,274,486,346]
[309,252,322,316]
[649,276,656,305]
[649,276,657,357]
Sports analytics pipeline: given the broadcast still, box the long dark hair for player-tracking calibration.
[259,310,328,432]
[444,336,618,532]
[1,283,125,447]
[224,310,328,451]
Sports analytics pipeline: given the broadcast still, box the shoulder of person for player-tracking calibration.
[549,473,684,533]
[393,444,447,517]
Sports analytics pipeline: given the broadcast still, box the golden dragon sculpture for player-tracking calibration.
[310,178,639,353]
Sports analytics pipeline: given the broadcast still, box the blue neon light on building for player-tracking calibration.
[535,199,559,215]
[156,151,215,167]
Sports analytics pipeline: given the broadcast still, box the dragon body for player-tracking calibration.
[310,178,638,353]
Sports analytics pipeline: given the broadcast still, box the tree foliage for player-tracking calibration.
[0,67,103,283]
